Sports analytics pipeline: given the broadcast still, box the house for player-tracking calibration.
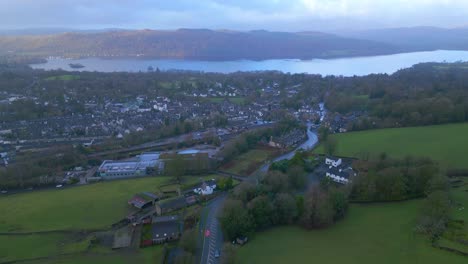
[193,179,216,195]
[325,167,356,184]
[325,157,342,167]
[140,215,181,246]
[128,192,160,209]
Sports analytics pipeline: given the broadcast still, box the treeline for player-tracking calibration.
[220,169,349,241]
[0,146,87,189]
[350,155,442,202]
[324,63,468,130]
[219,116,301,164]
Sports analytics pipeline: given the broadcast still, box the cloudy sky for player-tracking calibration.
[1,0,467,31]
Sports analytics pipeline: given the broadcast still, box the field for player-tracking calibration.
[221,147,279,176]
[238,200,467,264]
[315,123,468,168]
[0,176,216,232]
[0,175,215,263]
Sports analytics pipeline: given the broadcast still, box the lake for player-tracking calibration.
[30,50,468,76]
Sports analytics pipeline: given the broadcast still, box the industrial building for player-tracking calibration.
[98,152,164,179]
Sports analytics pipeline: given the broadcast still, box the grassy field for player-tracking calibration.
[221,147,279,176]
[315,123,468,168]
[45,75,80,81]
[0,175,216,232]
[238,200,467,264]
[0,233,90,263]
[22,246,164,264]
[0,175,213,263]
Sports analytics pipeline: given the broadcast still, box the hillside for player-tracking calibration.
[0,29,400,60]
[339,26,468,51]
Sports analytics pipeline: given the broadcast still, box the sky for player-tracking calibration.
[1,0,468,31]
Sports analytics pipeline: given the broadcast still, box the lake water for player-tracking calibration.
[30,50,468,76]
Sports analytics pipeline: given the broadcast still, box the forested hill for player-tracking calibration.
[0,29,400,60]
[339,26,468,51]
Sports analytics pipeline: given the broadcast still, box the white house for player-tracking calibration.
[325,170,350,184]
[325,167,356,185]
[194,180,216,195]
[325,157,342,167]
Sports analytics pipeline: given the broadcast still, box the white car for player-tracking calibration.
[56,184,63,188]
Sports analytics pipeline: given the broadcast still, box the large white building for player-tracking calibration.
[98,152,164,179]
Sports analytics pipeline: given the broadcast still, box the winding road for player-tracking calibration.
[198,104,326,264]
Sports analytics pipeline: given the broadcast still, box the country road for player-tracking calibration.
[199,194,226,264]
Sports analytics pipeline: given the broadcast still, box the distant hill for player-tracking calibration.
[339,27,468,51]
[0,29,400,60]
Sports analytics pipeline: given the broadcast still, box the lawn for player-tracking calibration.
[315,123,468,168]
[238,200,467,264]
[45,75,80,81]
[0,175,216,232]
[221,147,279,176]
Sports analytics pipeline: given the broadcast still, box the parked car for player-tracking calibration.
[214,249,220,258]
[56,184,63,188]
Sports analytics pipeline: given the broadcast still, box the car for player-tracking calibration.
[56,184,63,188]
[214,249,220,258]
[1,190,7,194]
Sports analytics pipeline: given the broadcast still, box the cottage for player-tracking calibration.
[325,157,342,167]
[193,179,217,195]
[325,167,356,184]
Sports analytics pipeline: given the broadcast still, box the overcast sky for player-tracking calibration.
[1,0,468,31]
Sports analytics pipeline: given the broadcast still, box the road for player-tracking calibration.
[199,195,226,264]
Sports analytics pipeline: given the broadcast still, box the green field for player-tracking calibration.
[0,233,90,263]
[45,75,80,81]
[0,175,216,232]
[238,200,467,264]
[0,175,213,263]
[22,246,164,264]
[221,147,279,176]
[315,123,468,168]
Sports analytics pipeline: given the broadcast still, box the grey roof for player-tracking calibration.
[153,215,179,223]
[152,221,180,239]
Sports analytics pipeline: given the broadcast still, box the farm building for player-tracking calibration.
[128,192,160,209]
[155,195,197,216]
[151,216,181,245]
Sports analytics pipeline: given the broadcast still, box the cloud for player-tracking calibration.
[0,0,467,30]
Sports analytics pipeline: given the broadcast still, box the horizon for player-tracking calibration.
[1,1,468,31]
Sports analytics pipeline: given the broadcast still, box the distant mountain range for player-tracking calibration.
[0,27,467,61]
[0,29,400,60]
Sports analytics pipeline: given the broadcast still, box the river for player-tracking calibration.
[30,50,468,76]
